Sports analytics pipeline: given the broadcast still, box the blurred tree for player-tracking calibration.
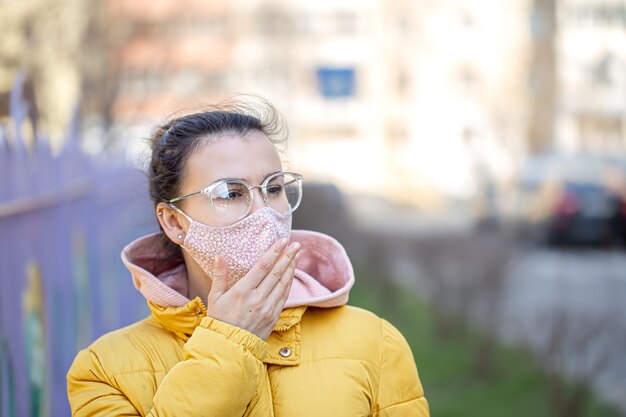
[80,0,124,138]
[532,309,626,417]
[0,0,88,149]
[413,230,515,379]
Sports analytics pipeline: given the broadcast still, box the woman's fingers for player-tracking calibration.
[207,255,229,299]
[209,238,301,340]
[236,237,290,290]
[255,242,300,294]
[268,253,299,314]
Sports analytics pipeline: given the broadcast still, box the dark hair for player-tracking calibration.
[148,98,288,259]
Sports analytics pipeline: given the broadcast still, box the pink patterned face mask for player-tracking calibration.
[171,205,292,289]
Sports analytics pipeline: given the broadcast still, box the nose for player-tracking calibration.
[248,186,268,213]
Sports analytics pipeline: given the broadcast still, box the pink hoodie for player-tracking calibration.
[121,229,355,309]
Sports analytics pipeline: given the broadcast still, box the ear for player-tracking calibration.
[156,202,189,245]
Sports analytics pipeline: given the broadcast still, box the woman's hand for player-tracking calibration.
[205,238,301,340]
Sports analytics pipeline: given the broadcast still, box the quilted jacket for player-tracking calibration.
[67,230,429,416]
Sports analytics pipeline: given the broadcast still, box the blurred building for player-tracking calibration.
[554,0,626,155]
[380,0,532,202]
[233,0,533,206]
[3,0,623,208]
[101,0,535,210]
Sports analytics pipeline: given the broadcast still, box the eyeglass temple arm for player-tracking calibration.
[168,190,204,203]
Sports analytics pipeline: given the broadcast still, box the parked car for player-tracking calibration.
[546,182,624,245]
[513,154,626,246]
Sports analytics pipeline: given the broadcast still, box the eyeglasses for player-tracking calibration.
[168,171,303,222]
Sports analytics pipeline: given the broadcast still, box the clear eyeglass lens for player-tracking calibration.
[266,173,301,213]
[209,181,251,221]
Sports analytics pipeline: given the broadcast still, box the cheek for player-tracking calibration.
[183,198,231,227]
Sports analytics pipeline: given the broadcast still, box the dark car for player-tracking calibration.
[513,154,626,247]
[546,182,624,245]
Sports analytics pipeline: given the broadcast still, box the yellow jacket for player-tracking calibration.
[67,230,429,416]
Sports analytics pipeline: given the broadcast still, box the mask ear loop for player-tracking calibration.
[168,203,193,245]
[168,203,192,222]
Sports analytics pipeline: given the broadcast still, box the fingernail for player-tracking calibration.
[290,242,301,252]
[280,237,289,247]
[213,255,221,266]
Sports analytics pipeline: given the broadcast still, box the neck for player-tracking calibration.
[182,251,213,303]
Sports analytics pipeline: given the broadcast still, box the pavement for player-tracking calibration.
[499,247,626,411]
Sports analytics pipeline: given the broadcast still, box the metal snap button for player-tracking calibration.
[279,347,292,357]
[195,308,202,316]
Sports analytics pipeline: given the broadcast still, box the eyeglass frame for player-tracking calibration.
[167,171,304,218]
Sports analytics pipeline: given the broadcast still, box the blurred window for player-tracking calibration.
[257,5,290,36]
[458,66,482,96]
[335,11,358,34]
[386,122,409,146]
[397,67,410,98]
[460,9,477,28]
[590,53,622,87]
[566,3,626,27]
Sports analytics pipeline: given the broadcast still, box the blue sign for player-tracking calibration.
[316,67,356,98]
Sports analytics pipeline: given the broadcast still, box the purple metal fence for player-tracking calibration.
[0,75,155,417]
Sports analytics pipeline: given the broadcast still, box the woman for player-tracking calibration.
[66,103,429,416]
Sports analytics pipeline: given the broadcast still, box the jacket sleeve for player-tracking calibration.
[374,319,430,417]
[67,317,269,417]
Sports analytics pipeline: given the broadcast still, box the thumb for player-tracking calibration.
[208,255,229,299]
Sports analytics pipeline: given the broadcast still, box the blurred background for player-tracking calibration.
[0,0,625,416]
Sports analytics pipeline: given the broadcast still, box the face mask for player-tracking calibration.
[172,206,292,289]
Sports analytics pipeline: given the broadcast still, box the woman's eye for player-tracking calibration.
[227,191,244,199]
[214,190,244,200]
[267,185,283,195]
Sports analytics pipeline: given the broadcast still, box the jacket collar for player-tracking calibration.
[122,229,354,357]
[121,229,355,310]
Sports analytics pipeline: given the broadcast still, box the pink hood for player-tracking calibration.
[121,230,355,309]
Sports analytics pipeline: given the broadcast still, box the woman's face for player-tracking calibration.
[176,130,284,228]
